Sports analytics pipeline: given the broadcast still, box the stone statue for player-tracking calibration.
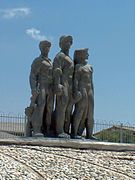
[26,40,53,137]
[25,36,97,140]
[71,49,94,139]
[53,35,74,138]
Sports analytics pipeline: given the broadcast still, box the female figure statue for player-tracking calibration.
[71,49,94,139]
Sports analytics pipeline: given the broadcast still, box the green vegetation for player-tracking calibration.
[95,129,135,143]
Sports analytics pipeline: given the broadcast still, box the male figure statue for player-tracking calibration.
[29,40,53,137]
[53,35,74,138]
[71,49,94,139]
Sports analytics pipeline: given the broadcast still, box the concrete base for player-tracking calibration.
[0,137,134,151]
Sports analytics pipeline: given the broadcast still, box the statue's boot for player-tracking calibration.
[70,135,83,139]
[33,132,44,137]
[58,132,70,139]
[86,135,99,141]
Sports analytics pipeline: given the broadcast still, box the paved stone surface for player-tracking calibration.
[0,145,134,179]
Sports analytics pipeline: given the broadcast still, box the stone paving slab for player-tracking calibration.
[0,137,134,151]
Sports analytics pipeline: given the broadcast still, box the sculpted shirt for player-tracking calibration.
[29,55,53,91]
[53,51,74,90]
[73,64,94,95]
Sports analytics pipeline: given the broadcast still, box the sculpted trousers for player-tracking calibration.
[55,86,73,135]
[31,87,53,134]
[85,91,94,138]
[72,88,94,138]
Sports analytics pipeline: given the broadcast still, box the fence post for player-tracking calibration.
[24,115,27,137]
[120,123,123,143]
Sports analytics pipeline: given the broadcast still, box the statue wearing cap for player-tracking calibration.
[71,48,95,139]
[26,40,54,137]
[53,35,74,138]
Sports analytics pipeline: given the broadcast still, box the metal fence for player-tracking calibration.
[0,114,26,138]
[0,113,134,143]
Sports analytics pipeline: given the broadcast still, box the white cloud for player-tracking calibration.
[26,28,48,41]
[1,7,30,19]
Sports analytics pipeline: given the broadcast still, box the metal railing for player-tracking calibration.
[0,113,134,143]
[0,113,26,138]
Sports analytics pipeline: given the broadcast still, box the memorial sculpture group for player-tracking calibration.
[25,35,95,139]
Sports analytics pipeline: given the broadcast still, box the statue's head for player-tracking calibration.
[59,35,73,50]
[39,40,51,55]
[74,48,89,64]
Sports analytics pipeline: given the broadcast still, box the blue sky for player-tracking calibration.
[0,0,134,124]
